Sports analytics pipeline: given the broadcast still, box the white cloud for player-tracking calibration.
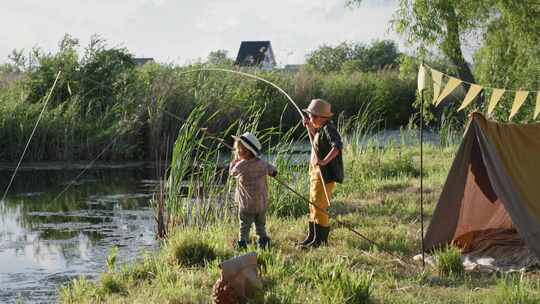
[0,0,400,65]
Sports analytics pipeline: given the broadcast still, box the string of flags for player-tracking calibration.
[417,64,540,121]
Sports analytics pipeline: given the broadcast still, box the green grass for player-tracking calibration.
[59,136,540,304]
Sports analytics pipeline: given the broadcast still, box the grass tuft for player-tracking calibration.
[435,245,464,278]
[167,234,218,267]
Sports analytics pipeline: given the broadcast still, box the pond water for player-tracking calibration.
[0,163,160,303]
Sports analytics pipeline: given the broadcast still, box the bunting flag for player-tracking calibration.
[436,77,462,106]
[417,64,427,93]
[487,89,505,116]
[509,91,529,121]
[458,84,483,111]
[422,65,539,121]
[535,92,540,119]
[431,69,443,104]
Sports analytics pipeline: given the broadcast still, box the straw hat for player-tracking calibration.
[232,132,262,157]
[302,99,333,118]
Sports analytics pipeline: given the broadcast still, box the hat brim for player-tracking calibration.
[302,109,333,118]
[231,135,259,156]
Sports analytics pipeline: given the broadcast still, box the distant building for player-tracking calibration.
[133,58,155,66]
[235,41,276,69]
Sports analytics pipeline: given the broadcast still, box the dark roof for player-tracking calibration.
[235,41,276,66]
[133,58,155,66]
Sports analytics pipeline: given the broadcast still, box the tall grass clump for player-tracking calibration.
[166,235,217,267]
[311,263,373,304]
[435,245,464,278]
[266,122,310,218]
[165,105,231,229]
[487,273,540,304]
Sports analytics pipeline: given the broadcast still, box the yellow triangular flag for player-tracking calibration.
[436,77,462,106]
[535,92,540,119]
[458,84,483,111]
[509,91,529,121]
[487,89,505,116]
[431,69,443,104]
[417,64,427,93]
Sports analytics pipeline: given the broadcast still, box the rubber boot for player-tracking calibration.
[303,224,330,249]
[236,240,247,250]
[258,236,271,250]
[296,221,315,246]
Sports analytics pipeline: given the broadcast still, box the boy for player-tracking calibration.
[299,98,344,248]
[229,132,277,250]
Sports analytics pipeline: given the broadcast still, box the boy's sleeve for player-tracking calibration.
[325,124,343,150]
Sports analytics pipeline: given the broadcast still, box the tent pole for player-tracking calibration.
[420,71,426,269]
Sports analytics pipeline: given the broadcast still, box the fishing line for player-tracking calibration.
[1,71,62,203]
[51,135,121,202]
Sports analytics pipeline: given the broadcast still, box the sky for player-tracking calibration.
[0,0,401,66]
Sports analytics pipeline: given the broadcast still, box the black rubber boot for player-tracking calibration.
[296,221,315,246]
[258,237,271,250]
[303,224,330,249]
[236,240,247,250]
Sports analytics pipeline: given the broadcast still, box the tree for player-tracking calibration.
[306,40,400,73]
[206,50,233,66]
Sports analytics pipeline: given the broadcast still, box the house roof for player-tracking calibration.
[235,41,276,66]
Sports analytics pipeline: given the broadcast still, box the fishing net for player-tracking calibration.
[212,252,262,304]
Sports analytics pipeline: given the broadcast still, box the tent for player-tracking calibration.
[424,112,540,268]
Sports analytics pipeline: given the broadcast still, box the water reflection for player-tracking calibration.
[0,165,158,303]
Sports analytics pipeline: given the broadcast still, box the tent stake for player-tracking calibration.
[420,66,426,269]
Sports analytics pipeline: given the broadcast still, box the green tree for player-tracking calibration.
[306,40,400,73]
[206,49,233,66]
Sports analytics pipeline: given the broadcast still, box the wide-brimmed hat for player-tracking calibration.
[232,132,262,157]
[302,99,333,118]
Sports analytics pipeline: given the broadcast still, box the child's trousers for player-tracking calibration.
[309,165,335,227]
[239,211,268,242]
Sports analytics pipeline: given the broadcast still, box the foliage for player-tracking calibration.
[206,49,234,66]
[0,35,416,162]
[306,40,400,73]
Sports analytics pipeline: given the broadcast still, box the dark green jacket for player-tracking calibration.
[314,121,344,183]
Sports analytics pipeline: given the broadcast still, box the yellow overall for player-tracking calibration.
[309,165,335,227]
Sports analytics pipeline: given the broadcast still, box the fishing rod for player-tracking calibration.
[208,134,407,262]
[1,71,62,203]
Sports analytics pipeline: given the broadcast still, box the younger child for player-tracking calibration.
[229,132,277,250]
[299,98,344,248]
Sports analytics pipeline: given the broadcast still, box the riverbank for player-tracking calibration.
[0,41,416,162]
[59,142,540,303]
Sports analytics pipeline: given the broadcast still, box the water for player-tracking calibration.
[0,163,160,303]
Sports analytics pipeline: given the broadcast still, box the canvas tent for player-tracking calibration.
[424,112,540,268]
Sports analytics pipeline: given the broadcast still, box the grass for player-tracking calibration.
[59,123,540,304]
[435,246,465,278]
